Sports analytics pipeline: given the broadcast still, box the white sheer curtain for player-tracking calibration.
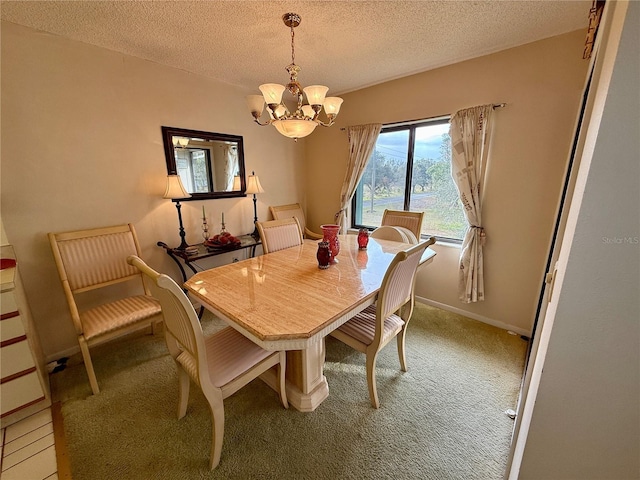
[335,124,382,231]
[224,146,239,191]
[450,105,494,303]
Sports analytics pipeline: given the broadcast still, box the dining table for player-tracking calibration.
[184,234,437,412]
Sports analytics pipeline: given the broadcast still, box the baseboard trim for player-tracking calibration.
[416,296,531,337]
[46,346,79,364]
[47,301,530,362]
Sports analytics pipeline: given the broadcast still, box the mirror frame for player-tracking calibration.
[161,126,247,200]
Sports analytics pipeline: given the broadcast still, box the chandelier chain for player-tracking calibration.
[290,24,295,65]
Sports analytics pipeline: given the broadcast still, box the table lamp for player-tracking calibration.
[163,174,191,250]
[246,171,264,237]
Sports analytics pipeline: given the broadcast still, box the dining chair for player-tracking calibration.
[329,237,436,408]
[256,217,304,254]
[381,209,425,241]
[127,255,288,470]
[269,203,322,240]
[48,223,163,395]
[370,225,412,243]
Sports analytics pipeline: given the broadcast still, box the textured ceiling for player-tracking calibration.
[1,0,591,95]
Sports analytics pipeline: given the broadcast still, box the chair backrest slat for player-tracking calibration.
[257,217,304,254]
[380,248,424,318]
[370,225,410,243]
[49,224,143,293]
[269,203,307,233]
[381,210,425,241]
[128,255,206,386]
[378,237,435,320]
[57,233,139,291]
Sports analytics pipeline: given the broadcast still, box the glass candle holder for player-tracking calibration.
[316,241,332,269]
[357,228,369,249]
[202,217,210,241]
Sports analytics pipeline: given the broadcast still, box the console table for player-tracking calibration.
[157,234,261,283]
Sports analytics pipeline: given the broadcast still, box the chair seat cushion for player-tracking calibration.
[81,295,161,340]
[204,327,273,388]
[336,304,404,346]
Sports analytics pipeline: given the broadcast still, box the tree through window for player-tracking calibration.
[352,117,467,241]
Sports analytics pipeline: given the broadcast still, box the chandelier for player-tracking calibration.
[246,13,343,140]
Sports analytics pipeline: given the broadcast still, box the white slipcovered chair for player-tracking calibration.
[381,209,424,241]
[256,217,304,254]
[48,223,163,395]
[127,255,288,470]
[269,203,322,240]
[370,225,412,243]
[330,237,436,408]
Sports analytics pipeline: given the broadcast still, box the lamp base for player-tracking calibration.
[174,200,189,251]
[251,194,260,238]
[174,239,190,251]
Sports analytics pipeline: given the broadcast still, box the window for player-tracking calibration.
[352,117,467,242]
[175,148,213,194]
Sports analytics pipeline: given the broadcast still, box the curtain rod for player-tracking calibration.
[340,103,507,131]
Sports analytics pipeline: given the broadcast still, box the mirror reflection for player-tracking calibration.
[161,126,246,200]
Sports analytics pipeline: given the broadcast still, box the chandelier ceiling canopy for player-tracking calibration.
[246,13,343,141]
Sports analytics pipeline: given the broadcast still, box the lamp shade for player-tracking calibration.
[303,85,329,106]
[301,105,315,119]
[163,174,191,199]
[246,95,265,115]
[259,83,286,105]
[232,175,242,191]
[172,136,189,148]
[246,174,265,194]
[323,97,344,116]
[273,119,318,139]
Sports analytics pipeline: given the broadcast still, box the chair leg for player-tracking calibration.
[202,388,225,470]
[278,352,289,409]
[78,337,99,395]
[366,350,380,409]
[176,367,190,419]
[397,329,408,372]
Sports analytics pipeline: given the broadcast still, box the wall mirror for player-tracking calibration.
[161,126,246,200]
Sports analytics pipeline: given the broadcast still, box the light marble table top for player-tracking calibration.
[185,235,436,351]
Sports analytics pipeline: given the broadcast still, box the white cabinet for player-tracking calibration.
[0,246,51,428]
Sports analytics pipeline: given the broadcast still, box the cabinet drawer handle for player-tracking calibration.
[0,311,19,320]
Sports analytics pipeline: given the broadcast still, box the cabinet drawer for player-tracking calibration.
[1,340,36,379]
[0,371,45,417]
[1,291,18,316]
[1,314,26,342]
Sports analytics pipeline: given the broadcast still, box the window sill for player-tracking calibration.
[432,238,462,249]
[346,229,461,249]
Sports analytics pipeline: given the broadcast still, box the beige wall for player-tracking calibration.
[0,22,306,359]
[517,1,639,476]
[305,30,589,334]
[1,22,589,359]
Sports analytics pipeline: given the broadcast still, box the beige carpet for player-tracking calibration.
[51,303,527,479]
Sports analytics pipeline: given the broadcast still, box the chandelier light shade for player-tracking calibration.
[171,136,190,148]
[247,12,343,141]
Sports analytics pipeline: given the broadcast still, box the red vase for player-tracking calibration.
[320,224,340,263]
